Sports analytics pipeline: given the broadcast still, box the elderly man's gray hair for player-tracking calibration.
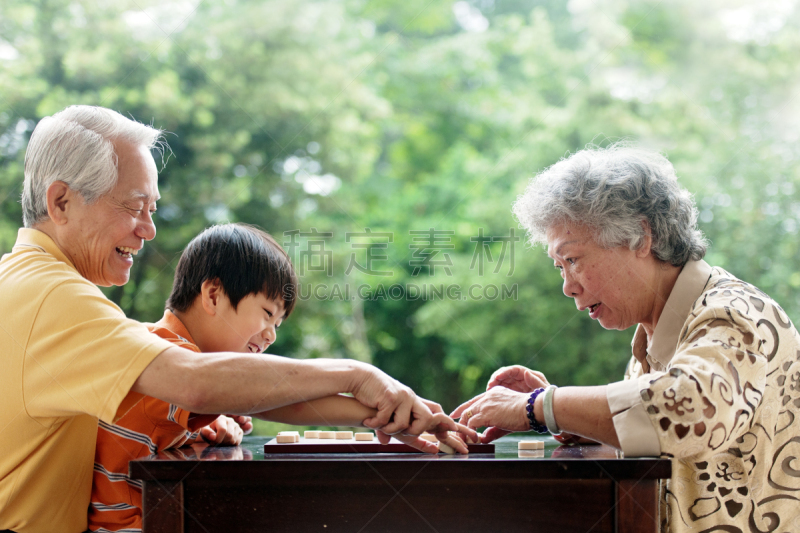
[512,144,707,267]
[21,105,164,227]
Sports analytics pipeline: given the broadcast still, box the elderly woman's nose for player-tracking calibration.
[562,274,581,298]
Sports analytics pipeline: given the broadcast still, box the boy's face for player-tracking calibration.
[210,292,285,354]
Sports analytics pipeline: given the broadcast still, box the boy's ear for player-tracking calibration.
[200,279,224,316]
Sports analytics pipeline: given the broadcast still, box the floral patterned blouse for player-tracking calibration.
[606,260,800,532]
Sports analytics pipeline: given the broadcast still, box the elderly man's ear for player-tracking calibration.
[45,181,76,225]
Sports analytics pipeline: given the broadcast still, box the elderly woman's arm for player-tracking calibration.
[451,383,620,448]
[457,296,772,458]
[546,386,619,447]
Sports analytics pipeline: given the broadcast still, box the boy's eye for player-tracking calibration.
[264,309,273,317]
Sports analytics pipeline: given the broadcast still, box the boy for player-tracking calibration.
[90,223,472,532]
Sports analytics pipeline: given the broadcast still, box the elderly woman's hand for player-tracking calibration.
[486,365,549,393]
[450,386,530,435]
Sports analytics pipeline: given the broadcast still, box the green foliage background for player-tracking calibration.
[3,0,800,435]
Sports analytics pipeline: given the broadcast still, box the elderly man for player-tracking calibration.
[0,105,465,533]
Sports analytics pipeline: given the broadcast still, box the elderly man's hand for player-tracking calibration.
[352,363,433,436]
[486,365,548,393]
[450,386,530,434]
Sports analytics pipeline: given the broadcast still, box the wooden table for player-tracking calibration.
[130,435,670,532]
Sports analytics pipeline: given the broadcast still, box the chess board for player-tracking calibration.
[264,436,494,454]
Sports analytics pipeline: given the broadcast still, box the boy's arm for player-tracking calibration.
[255,394,376,426]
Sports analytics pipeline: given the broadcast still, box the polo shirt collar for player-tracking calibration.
[13,228,76,270]
[157,309,197,346]
[632,259,714,369]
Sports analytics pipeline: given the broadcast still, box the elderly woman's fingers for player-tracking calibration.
[523,370,549,390]
[487,365,549,393]
[449,393,484,419]
[462,386,531,432]
[486,365,533,392]
[450,420,479,444]
[486,366,512,389]
[466,412,486,430]
[424,415,477,444]
[481,427,511,443]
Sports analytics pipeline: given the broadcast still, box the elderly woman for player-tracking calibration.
[0,106,469,533]
[453,146,800,532]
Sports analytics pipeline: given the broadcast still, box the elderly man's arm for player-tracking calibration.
[132,345,446,437]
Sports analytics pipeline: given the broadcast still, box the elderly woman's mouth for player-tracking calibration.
[116,246,139,259]
[588,303,602,318]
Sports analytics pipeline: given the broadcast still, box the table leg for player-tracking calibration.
[142,480,184,533]
[616,479,659,533]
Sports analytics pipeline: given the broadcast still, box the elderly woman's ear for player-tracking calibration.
[635,219,653,258]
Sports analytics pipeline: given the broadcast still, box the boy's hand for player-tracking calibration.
[200,415,244,446]
[228,414,253,435]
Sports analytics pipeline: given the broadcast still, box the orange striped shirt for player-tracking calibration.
[88,310,217,532]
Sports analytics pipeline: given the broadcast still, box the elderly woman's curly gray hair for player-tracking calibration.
[512,144,707,267]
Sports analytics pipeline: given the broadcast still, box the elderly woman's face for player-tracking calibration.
[62,141,159,287]
[547,222,659,332]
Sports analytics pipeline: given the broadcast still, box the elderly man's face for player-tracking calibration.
[547,222,658,332]
[64,141,159,286]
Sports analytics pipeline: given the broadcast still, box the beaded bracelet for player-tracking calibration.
[526,387,548,434]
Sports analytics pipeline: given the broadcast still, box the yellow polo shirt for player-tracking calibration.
[0,229,175,533]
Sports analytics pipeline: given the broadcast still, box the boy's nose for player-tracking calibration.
[261,326,276,345]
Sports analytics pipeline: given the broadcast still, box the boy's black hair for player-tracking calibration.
[166,223,298,316]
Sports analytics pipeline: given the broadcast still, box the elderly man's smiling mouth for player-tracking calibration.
[116,246,139,259]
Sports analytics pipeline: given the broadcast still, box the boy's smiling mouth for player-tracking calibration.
[248,342,263,353]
